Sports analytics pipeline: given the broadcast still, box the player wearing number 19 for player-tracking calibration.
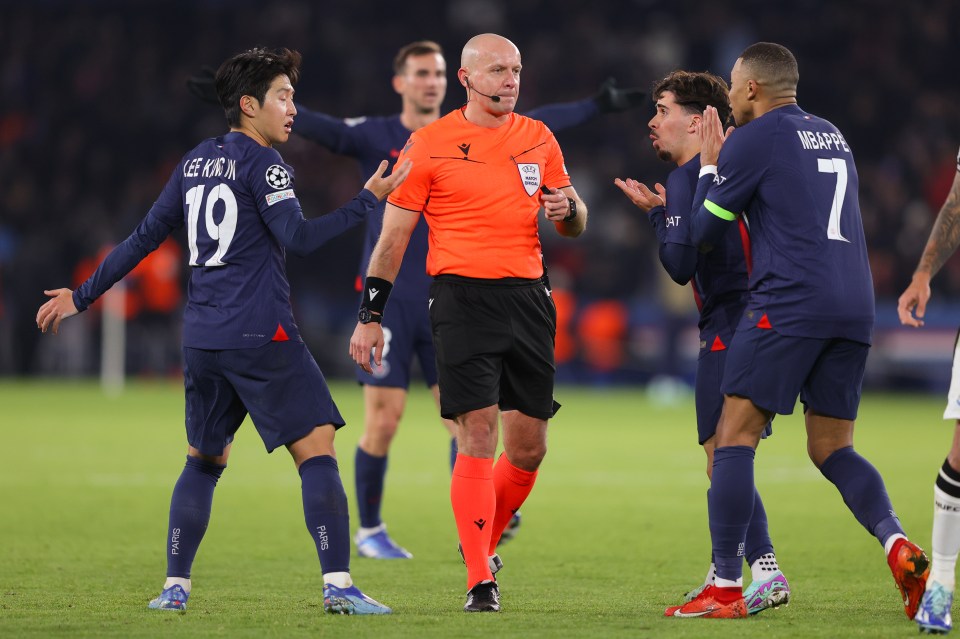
[34,47,410,615]
[673,42,929,619]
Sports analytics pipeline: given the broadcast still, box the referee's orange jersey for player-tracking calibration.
[387,108,571,279]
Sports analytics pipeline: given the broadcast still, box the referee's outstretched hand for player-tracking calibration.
[186,67,219,106]
[364,159,412,201]
[594,78,646,114]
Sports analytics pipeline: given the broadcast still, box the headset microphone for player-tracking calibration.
[466,78,501,103]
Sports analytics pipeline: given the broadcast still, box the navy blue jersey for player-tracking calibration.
[648,155,750,344]
[296,109,429,300]
[73,131,376,348]
[294,99,599,301]
[693,104,874,344]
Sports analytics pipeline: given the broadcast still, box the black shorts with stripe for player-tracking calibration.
[429,274,560,420]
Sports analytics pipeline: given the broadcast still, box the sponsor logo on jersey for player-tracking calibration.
[265,188,295,206]
[265,164,291,189]
[518,163,541,196]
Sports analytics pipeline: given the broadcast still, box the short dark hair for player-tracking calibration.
[393,40,443,75]
[215,47,302,127]
[652,70,732,126]
[739,42,799,93]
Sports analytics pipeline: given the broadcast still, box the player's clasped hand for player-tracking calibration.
[613,177,666,213]
[363,159,412,201]
[897,273,932,328]
[36,288,79,335]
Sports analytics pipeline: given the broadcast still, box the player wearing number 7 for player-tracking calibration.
[670,41,929,619]
[35,47,410,615]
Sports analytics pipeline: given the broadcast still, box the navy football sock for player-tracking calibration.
[450,437,458,474]
[709,446,756,582]
[300,455,350,574]
[819,446,904,546]
[745,488,774,565]
[354,446,387,528]
[165,455,225,578]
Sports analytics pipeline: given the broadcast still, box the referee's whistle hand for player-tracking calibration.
[540,188,568,222]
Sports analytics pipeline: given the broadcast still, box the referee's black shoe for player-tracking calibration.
[464,580,500,612]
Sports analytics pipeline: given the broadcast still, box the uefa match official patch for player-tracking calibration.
[265,189,295,206]
[265,164,291,189]
[517,163,541,196]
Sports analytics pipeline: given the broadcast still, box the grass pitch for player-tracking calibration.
[0,379,949,638]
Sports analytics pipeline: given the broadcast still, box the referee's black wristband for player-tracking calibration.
[361,277,393,315]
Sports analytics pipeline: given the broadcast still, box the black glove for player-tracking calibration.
[186,66,219,106]
[594,78,647,114]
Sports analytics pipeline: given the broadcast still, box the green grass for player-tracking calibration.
[0,379,950,638]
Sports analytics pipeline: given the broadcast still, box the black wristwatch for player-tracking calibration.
[358,307,382,324]
[562,198,578,222]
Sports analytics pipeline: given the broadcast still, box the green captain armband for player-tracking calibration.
[704,199,737,221]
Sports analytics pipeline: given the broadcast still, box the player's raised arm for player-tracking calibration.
[363,159,412,201]
[36,288,79,335]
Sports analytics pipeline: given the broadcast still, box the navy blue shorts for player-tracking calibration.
[429,275,559,421]
[721,325,867,419]
[355,296,437,389]
[695,346,772,445]
[183,341,344,456]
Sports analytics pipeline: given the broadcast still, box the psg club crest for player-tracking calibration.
[265,165,291,190]
[517,163,541,196]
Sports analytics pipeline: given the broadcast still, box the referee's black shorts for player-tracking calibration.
[429,274,560,421]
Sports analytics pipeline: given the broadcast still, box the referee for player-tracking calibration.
[349,32,587,612]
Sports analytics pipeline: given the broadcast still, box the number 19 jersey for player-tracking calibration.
[703,104,875,344]
[157,131,306,348]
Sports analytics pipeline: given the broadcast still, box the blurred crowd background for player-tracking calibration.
[2,0,959,390]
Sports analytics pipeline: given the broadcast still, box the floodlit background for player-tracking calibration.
[2,0,958,390]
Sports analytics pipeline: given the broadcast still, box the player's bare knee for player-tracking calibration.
[364,416,400,445]
[807,439,842,468]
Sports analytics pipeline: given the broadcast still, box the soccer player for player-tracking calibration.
[614,70,790,615]
[673,42,929,619]
[349,33,587,612]
[898,146,960,634]
[191,41,644,559]
[35,47,411,615]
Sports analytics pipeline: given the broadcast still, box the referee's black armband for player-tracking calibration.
[361,277,393,315]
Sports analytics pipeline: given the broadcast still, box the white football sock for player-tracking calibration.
[163,577,191,593]
[703,562,716,586]
[715,576,742,589]
[750,553,780,582]
[323,571,353,588]
[355,523,386,542]
[931,484,960,590]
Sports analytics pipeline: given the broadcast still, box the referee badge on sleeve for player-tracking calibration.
[517,163,541,196]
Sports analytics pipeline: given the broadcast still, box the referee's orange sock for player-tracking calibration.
[489,453,538,554]
[451,453,495,589]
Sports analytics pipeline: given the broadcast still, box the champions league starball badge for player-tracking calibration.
[265,164,291,189]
